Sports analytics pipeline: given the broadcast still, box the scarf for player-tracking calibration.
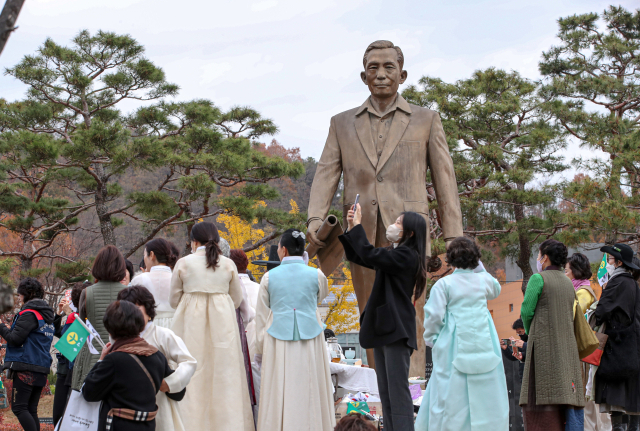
[572,278,591,291]
[608,266,630,283]
[105,336,158,357]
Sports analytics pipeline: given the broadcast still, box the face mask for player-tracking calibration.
[386,224,403,243]
[519,334,528,342]
[536,258,543,273]
[606,263,616,276]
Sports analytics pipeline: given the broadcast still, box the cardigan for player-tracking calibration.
[338,224,419,350]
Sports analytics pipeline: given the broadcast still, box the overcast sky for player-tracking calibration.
[1,0,637,166]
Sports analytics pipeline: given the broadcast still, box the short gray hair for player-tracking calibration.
[218,237,231,258]
[363,40,404,70]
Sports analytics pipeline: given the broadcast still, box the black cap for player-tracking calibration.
[600,243,640,270]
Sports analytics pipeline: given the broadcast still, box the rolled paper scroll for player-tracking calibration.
[306,215,344,276]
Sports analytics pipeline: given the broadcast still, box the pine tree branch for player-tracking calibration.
[242,231,280,253]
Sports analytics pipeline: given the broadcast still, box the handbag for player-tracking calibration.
[597,281,640,380]
[54,389,101,431]
[574,299,599,359]
[582,331,608,365]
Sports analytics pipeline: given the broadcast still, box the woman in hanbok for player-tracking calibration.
[416,236,509,431]
[254,229,335,431]
[170,222,254,431]
[117,285,197,431]
[131,238,178,328]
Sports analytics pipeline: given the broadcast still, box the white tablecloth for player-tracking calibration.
[330,363,379,396]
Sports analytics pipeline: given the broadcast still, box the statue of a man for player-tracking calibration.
[307,40,463,374]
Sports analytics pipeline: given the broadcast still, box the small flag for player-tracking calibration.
[54,319,90,361]
[84,319,104,354]
[597,253,609,287]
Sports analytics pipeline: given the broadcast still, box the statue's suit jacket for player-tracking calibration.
[308,95,463,254]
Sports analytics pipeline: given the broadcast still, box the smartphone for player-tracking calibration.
[501,339,509,346]
[352,194,360,210]
[511,340,518,355]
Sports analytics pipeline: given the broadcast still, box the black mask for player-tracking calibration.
[519,334,528,342]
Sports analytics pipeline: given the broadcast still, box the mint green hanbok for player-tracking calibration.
[415,268,509,431]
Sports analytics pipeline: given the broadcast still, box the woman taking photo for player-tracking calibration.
[415,237,508,431]
[72,245,127,390]
[0,278,55,431]
[565,253,597,313]
[118,285,197,431]
[170,222,253,431]
[82,300,172,431]
[594,243,640,431]
[338,204,426,431]
[131,238,179,328]
[519,239,585,431]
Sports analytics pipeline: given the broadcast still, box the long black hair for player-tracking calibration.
[398,211,428,299]
[190,222,222,268]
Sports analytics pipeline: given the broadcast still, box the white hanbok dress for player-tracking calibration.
[254,258,336,431]
[170,250,254,431]
[132,265,175,328]
[141,321,197,431]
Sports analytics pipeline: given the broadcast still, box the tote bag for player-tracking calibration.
[574,300,599,359]
[54,389,101,431]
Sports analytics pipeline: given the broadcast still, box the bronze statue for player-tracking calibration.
[307,40,463,375]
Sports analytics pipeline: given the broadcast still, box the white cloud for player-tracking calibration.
[251,0,278,12]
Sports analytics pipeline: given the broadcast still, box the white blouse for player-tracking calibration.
[131,265,174,317]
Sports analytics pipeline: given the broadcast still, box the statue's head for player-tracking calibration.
[361,40,407,99]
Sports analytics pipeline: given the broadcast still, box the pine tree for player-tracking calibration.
[540,6,640,246]
[3,30,178,247]
[0,121,93,274]
[125,100,305,257]
[404,68,569,291]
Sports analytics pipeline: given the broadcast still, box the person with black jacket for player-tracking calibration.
[501,318,527,381]
[594,243,640,431]
[339,205,428,431]
[81,300,174,431]
[0,278,55,431]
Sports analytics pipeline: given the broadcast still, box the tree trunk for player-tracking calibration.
[94,167,116,246]
[514,184,532,295]
[0,0,25,56]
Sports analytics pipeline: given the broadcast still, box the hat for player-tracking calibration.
[600,243,640,270]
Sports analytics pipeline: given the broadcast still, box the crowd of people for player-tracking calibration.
[0,209,639,431]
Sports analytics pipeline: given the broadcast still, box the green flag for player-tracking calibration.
[597,253,609,287]
[54,318,90,361]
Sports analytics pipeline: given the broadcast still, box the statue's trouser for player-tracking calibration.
[351,211,427,378]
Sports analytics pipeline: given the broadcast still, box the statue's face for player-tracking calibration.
[361,48,407,98]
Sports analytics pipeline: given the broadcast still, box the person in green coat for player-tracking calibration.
[520,239,585,431]
[71,245,127,390]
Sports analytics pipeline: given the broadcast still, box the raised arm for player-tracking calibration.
[427,113,463,242]
[340,224,415,273]
[228,263,244,309]
[317,269,329,303]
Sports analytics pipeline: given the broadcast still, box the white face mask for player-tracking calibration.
[606,262,616,276]
[386,224,403,243]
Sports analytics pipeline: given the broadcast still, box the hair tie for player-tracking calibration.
[292,231,306,240]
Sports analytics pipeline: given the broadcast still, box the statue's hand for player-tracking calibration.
[307,219,326,248]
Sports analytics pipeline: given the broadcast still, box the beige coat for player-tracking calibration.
[308,94,463,253]
[170,251,254,431]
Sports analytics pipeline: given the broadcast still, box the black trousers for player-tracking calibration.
[52,373,72,426]
[11,376,44,431]
[374,339,414,431]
